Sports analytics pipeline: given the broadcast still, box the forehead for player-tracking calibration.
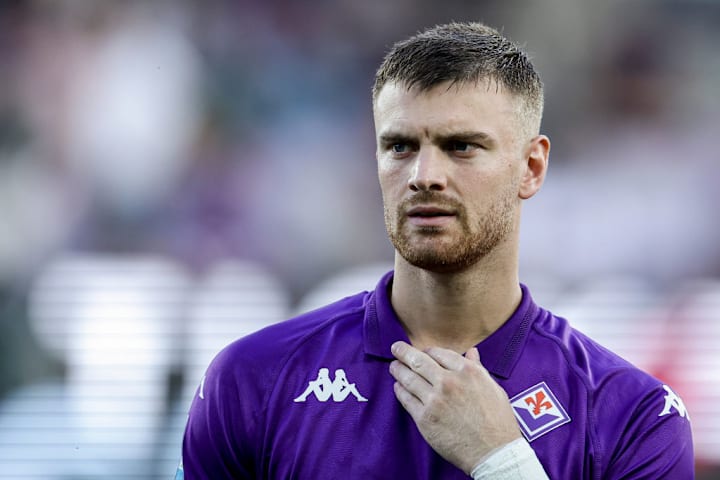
[373,80,521,138]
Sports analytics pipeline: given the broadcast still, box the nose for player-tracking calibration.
[408,147,447,192]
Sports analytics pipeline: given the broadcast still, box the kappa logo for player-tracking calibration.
[174,459,184,480]
[510,382,571,441]
[659,384,689,419]
[198,375,206,400]
[293,368,368,403]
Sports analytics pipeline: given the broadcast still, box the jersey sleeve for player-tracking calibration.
[181,344,262,479]
[602,381,694,479]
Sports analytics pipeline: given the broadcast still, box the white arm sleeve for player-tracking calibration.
[470,438,549,480]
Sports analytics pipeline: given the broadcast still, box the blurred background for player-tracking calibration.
[0,0,718,478]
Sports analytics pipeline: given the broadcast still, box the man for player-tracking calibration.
[179,22,693,479]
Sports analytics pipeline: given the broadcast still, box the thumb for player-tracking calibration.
[465,347,481,363]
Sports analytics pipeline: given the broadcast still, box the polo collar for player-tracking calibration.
[363,270,539,379]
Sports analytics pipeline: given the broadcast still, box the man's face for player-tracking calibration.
[373,80,529,273]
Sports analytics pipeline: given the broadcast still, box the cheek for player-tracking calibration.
[460,173,511,209]
[377,163,406,198]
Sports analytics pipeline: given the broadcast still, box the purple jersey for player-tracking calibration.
[181,271,693,479]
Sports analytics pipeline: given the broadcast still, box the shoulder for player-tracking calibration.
[529,309,686,416]
[183,290,371,457]
[525,309,670,434]
[181,290,371,478]
[206,290,370,387]
[530,310,656,390]
[530,310,693,477]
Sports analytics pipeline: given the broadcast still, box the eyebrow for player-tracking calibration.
[378,130,496,147]
[433,130,496,146]
[378,132,416,146]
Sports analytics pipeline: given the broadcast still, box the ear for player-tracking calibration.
[518,134,550,200]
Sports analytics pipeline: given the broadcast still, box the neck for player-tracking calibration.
[390,249,522,354]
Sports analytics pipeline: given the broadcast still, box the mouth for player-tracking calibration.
[407,206,456,218]
[406,206,456,227]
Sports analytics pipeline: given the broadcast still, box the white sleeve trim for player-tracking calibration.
[470,438,549,480]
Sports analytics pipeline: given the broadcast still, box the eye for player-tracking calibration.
[447,141,479,154]
[388,142,415,159]
[392,143,410,154]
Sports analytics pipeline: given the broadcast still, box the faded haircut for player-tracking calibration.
[373,22,544,135]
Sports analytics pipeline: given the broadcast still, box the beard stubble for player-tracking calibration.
[384,188,517,273]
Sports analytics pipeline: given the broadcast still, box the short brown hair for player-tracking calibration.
[373,22,544,134]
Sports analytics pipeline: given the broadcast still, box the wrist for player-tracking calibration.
[470,438,548,480]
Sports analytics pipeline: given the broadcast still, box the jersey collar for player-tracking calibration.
[363,270,539,379]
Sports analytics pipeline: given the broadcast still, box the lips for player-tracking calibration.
[405,205,457,227]
[407,206,456,218]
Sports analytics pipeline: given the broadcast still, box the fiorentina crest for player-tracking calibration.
[510,382,571,441]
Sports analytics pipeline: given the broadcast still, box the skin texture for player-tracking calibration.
[374,80,550,473]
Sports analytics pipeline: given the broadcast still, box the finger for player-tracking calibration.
[465,347,480,363]
[463,347,496,382]
[389,359,433,400]
[392,381,423,418]
[424,346,467,371]
[391,341,442,385]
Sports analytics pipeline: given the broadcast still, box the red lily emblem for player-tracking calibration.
[525,391,553,416]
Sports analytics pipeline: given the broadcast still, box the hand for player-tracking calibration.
[389,341,522,474]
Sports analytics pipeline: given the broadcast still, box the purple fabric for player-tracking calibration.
[182,271,694,479]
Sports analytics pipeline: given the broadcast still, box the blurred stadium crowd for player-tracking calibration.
[0,0,718,478]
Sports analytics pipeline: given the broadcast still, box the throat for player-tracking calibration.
[389,266,523,353]
[395,295,498,353]
[405,329,491,355]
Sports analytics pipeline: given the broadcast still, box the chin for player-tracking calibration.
[399,249,481,274]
